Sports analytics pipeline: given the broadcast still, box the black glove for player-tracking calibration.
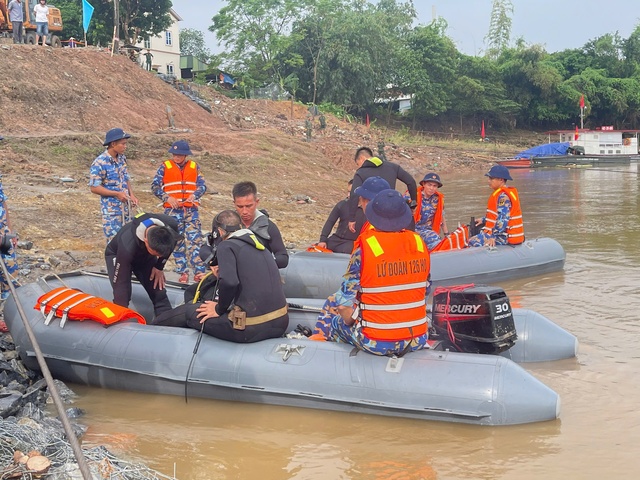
[409,200,417,211]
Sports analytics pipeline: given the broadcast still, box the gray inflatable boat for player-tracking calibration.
[3,272,573,426]
[282,237,565,299]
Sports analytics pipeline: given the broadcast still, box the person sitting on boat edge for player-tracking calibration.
[316,179,366,253]
[152,210,289,343]
[232,181,289,268]
[312,189,430,356]
[405,172,449,251]
[468,164,524,248]
[105,212,182,317]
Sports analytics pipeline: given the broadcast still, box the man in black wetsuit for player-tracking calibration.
[153,210,289,343]
[347,146,417,234]
[232,181,289,268]
[105,212,181,316]
[317,179,366,253]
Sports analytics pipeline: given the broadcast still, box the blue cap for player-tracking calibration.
[365,189,412,232]
[354,176,391,200]
[485,164,512,181]
[420,172,442,187]
[168,140,192,156]
[103,128,131,146]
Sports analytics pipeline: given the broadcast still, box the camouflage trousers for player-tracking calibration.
[314,294,428,356]
[468,231,508,247]
[101,205,132,244]
[165,207,206,275]
[0,248,18,300]
[415,227,442,251]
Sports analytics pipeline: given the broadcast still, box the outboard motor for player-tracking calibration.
[431,285,517,354]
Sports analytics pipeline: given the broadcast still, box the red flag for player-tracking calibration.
[366,113,370,128]
[579,95,585,109]
[574,125,579,140]
[481,120,486,139]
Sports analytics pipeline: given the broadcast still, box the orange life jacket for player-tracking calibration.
[161,160,199,208]
[413,188,445,234]
[35,287,146,327]
[358,229,430,341]
[483,186,524,245]
[306,244,333,253]
[431,224,470,252]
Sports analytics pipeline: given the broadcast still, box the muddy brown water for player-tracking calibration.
[69,164,640,479]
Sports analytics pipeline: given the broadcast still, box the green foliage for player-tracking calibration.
[120,0,173,44]
[180,28,212,62]
[485,0,513,60]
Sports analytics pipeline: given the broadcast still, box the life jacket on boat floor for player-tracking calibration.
[34,287,146,327]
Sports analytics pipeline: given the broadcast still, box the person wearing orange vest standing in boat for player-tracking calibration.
[468,165,524,248]
[151,140,207,284]
[406,172,449,251]
[313,189,430,356]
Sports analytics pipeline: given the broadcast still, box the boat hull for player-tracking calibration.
[3,272,564,426]
[281,237,565,299]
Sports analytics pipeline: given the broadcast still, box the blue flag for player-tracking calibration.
[82,0,94,33]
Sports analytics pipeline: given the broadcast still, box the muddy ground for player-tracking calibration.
[0,44,534,283]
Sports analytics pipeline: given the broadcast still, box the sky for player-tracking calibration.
[172,0,640,57]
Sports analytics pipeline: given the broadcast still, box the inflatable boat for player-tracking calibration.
[282,237,565,299]
[3,272,576,426]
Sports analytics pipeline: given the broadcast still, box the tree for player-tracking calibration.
[209,0,310,86]
[180,28,212,62]
[118,0,173,45]
[485,0,513,60]
[57,0,113,46]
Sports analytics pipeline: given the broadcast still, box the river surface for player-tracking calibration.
[72,163,640,479]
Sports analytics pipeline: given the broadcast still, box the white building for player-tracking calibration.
[135,8,182,79]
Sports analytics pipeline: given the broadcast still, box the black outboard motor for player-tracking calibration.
[431,285,517,354]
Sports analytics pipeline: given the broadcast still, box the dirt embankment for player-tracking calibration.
[0,44,511,281]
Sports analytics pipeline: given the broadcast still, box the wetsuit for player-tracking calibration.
[319,198,366,253]
[347,157,417,223]
[105,213,180,316]
[153,229,289,343]
[247,210,289,268]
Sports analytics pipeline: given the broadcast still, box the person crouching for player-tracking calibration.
[313,189,430,356]
[153,210,289,343]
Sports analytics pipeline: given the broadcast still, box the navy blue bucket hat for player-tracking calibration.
[103,128,131,146]
[365,189,412,232]
[168,140,193,156]
[485,165,512,181]
[420,172,443,187]
[354,176,391,200]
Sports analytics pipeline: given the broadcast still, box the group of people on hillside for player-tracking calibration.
[0,129,523,358]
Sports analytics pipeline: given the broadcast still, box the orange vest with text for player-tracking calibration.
[413,188,444,234]
[162,160,199,208]
[358,229,429,341]
[483,186,524,245]
[35,287,146,325]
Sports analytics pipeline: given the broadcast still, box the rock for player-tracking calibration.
[0,391,24,418]
[47,256,61,267]
[16,241,33,250]
[26,454,51,474]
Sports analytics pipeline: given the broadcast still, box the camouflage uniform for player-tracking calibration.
[405,191,443,250]
[151,163,207,276]
[88,151,133,243]
[314,246,429,356]
[0,179,18,300]
[468,191,511,247]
